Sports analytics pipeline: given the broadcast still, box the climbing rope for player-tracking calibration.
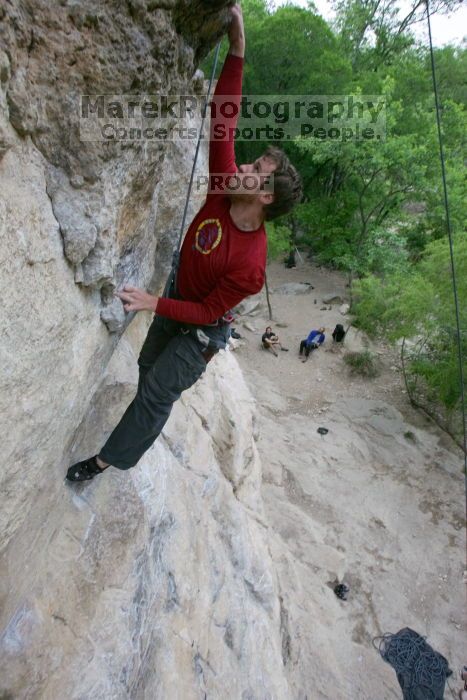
[373,14,466,696]
[373,628,452,700]
[425,0,467,500]
[162,41,222,299]
[373,13,467,698]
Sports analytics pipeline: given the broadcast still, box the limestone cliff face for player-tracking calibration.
[2,322,289,698]
[0,0,228,310]
[0,4,292,697]
[0,0,227,551]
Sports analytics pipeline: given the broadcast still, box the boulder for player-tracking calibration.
[343,327,377,353]
[243,321,257,332]
[274,282,313,295]
[339,303,350,315]
[228,337,245,351]
[322,292,343,304]
[234,294,262,316]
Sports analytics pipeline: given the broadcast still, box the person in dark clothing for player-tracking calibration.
[66,4,303,482]
[261,326,288,356]
[332,324,346,343]
[299,327,325,362]
[285,249,296,268]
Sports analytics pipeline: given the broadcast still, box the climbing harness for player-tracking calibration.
[162,41,222,300]
[373,628,452,700]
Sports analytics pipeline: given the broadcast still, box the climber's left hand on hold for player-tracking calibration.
[228,3,245,57]
[116,285,159,313]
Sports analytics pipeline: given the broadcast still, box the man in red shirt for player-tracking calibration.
[67,4,302,481]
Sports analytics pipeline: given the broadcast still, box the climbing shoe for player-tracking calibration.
[334,583,349,601]
[66,455,105,482]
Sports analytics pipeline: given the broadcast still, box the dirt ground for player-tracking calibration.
[232,260,466,699]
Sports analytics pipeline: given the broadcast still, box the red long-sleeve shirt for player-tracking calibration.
[155,53,267,325]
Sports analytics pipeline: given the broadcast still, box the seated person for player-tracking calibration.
[299,327,325,361]
[262,326,288,356]
[332,323,346,343]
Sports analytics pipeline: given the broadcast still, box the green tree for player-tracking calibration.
[352,234,467,437]
[333,0,461,71]
[265,220,292,260]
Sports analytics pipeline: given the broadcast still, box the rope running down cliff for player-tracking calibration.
[162,41,222,299]
[425,0,467,518]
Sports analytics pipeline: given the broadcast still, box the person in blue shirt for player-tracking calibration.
[299,327,325,361]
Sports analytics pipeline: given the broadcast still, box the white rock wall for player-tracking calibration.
[0,0,223,557]
[0,3,294,698]
[1,321,290,699]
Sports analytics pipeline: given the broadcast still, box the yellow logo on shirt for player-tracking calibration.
[195,218,222,255]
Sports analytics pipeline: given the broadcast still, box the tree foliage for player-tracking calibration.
[200,0,466,436]
[352,235,466,433]
[265,221,291,260]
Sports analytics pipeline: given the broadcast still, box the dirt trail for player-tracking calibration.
[233,260,465,699]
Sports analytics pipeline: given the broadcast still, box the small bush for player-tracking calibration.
[344,350,379,378]
[265,221,291,260]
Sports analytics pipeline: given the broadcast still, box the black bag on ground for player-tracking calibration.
[332,324,346,343]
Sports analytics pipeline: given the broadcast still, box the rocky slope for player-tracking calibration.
[2,319,292,698]
[232,262,465,699]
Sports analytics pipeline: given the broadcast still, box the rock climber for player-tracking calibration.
[299,327,325,362]
[67,3,303,481]
[261,326,288,356]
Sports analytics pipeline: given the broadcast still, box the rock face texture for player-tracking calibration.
[0,4,293,698]
[2,324,291,698]
[0,0,226,554]
[0,0,229,317]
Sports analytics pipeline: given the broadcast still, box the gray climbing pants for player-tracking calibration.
[98,315,230,470]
